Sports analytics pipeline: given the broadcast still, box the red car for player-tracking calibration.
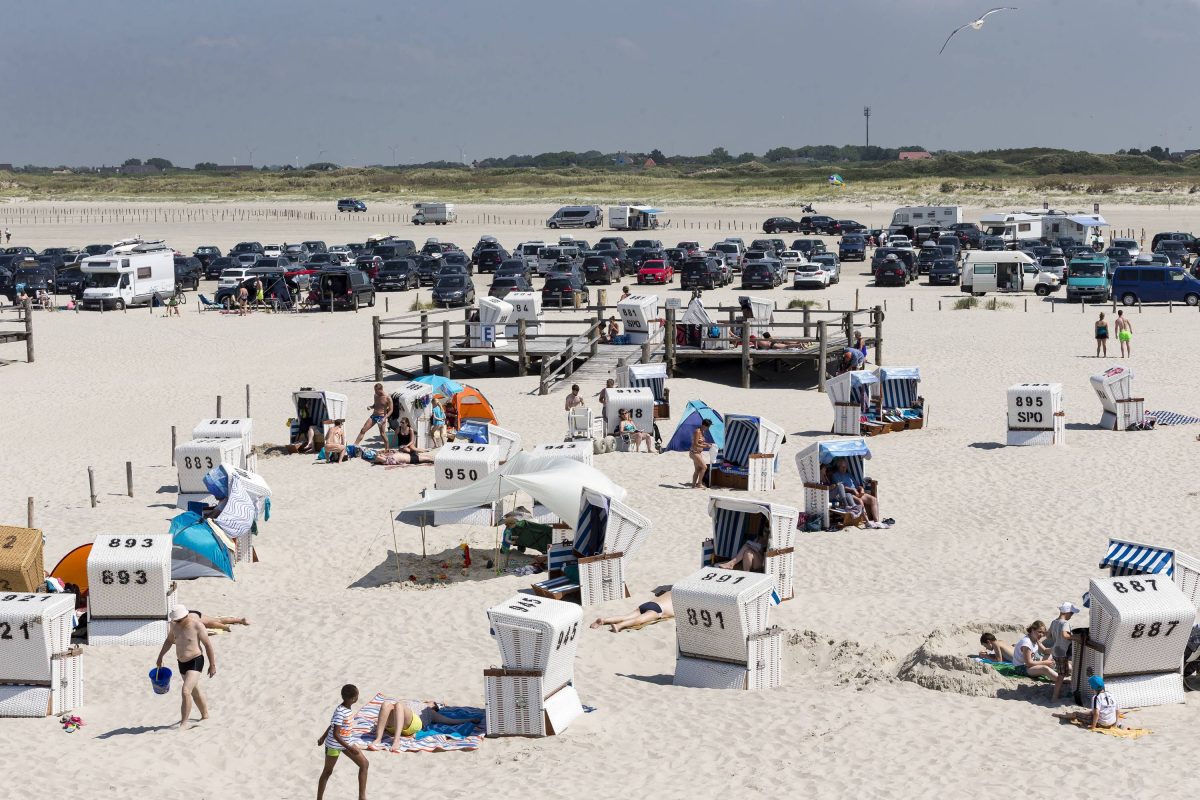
[636,258,673,285]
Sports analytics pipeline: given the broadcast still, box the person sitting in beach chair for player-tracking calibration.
[618,408,654,452]
[36,289,54,311]
[831,457,888,528]
[716,524,768,572]
[590,588,674,632]
[366,700,482,752]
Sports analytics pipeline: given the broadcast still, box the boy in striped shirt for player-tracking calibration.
[317,684,368,800]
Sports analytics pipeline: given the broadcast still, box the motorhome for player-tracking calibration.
[888,206,962,233]
[980,209,1108,247]
[80,238,175,310]
[609,205,662,231]
[546,205,603,229]
[411,203,457,225]
[960,251,1061,296]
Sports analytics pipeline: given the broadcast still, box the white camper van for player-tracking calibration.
[547,205,603,229]
[960,251,1061,296]
[609,205,661,231]
[981,209,1108,248]
[80,238,175,310]
[888,206,962,232]
[411,203,457,225]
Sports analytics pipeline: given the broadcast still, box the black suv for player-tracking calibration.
[680,257,724,290]
[741,261,782,289]
[475,247,509,273]
[205,256,235,280]
[230,241,264,256]
[193,246,222,267]
[947,223,982,249]
[762,217,802,234]
[317,268,375,310]
[1150,232,1200,255]
[583,254,619,284]
[799,215,837,234]
[374,259,419,291]
[174,255,202,291]
[495,258,533,283]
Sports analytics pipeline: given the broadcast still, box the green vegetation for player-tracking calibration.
[787,299,819,309]
[954,297,979,310]
[409,295,438,312]
[5,147,1200,203]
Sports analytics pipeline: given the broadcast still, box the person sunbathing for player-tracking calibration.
[590,590,674,632]
[978,632,1014,663]
[188,610,250,633]
[753,332,805,349]
[619,409,654,453]
[716,529,769,572]
[367,449,433,466]
[831,457,888,528]
[367,700,482,752]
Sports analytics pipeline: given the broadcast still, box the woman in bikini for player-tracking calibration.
[717,528,769,572]
[324,420,348,463]
[590,589,674,632]
[690,418,713,488]
[367,700,482,752]
[1095,312,1109,358]
[620,409,654,453]
[393,418,426,456]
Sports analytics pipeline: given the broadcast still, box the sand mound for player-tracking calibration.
[785,629,899,689]
[896,623,1029,697]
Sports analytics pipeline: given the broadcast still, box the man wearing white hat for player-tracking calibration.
[155,605,217,730]
[1049,601,1080,702]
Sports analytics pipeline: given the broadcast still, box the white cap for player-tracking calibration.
[170,605,189,621]
[1058,602,1080,615]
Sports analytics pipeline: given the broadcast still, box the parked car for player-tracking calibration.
[636,258,674,285]
[205,256,234,280]
[792,261,832,289]
[810,253,841,284]
[664,248,688,270]
[475,247,509,273]
[710,241,743,271]
[489,275,533,299]
[1105,247,1134,267]
[779,250,804,271]
[1150,231,1200,255]
[354,254,383,280]
[676,240,702,253]
[762,217,802,234]
[82,244,112,257]
[431,274,476,307]
[837,220,867,235]
[541,274,589,307]
[417,255,443,286]
[583,254,620,285]
[979,236,1006,251]
[214,271,286,307]
[1155,239,1190,267]
[928,258,961,286]
[680,257,723,290]
[948,222,982,249]
[302,240,328,255]
[282,244,311,264]
[173,256,202,291]
[838,235,867,262]
[495,259,533,283]
[917,247,941,275]
[193,246,222,268]
[337,198,367,212]
[4,265,54,302]
[373,259,419,291]
[791,238,827,258]
[799,215,837,234]
[316,268,376,310]
[741,261,782,289]
[230,241,264,256]
[875,255,911,286]
[305,252,353,270]
[1039,253,1068,279]
[631,238,662,250]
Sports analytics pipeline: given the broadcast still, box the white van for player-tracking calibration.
[412,203,457,225]
[547,205,603,229]
[81,239,175,310]
[960,251,1060,296]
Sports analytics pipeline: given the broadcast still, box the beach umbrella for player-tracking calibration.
[413,375,464,395]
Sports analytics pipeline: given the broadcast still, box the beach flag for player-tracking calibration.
[828,174,845,187]
[770,588,782,606]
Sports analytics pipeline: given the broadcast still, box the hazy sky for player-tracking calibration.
[4,0,1198,166]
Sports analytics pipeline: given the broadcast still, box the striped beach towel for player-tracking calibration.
[1147,411,1200,426]
[345,693,484,753]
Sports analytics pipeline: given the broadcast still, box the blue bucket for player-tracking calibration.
[149,667,173,695]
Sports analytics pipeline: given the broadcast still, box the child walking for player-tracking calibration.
[317,684,368,800]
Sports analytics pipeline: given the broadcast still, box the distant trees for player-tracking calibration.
[122,158,142,166]
[145,157,173,170]
[194,162,219,170]
[1119,146,1170,161]
[304,162,341,171]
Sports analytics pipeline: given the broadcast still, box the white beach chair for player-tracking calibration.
[86,534,176,646]
[876,366,927,430]
[0,593,82,717]
[701,496,798,601]
[796,438,875,530]
[712,414,784,491]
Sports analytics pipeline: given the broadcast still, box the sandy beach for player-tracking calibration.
[3,201,1200,800]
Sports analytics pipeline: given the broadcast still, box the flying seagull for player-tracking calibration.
[939,7,1018,55]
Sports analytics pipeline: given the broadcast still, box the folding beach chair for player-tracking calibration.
[197,294,223,312]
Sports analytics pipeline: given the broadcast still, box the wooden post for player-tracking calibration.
[88,467,97,508]
[171,426,176,465]
[641,340,651,364]
[1024,298,1028,312]
[420,311,429,343]
[245,384,251,417]
[741,324,751,389]
[27,497,33,529]
[216,395,222,416]
[802,307,811,337]
[385,296,389,313]
[517,319,528,376]
[372,315,383,381]
[817,320,828,393]
[565,337,577,378]
[873,305,883,366]
[854,289,859,310]
[539,359,549,395]
[126,461,133,497]
[441,320,451,378]
[665,308,676,375]
[23,299,33,362]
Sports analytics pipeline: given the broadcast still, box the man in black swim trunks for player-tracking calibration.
[156,605,217,730]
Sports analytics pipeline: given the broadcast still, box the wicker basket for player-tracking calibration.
[0,526,44,593]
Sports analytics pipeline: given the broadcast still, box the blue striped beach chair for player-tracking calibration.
[701,496,799,601]
[876,367,926,430]
[796,439,874,530]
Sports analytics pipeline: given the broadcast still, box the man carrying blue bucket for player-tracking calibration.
[155,605,217,731]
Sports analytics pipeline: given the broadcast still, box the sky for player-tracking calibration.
[3,0,1199,167]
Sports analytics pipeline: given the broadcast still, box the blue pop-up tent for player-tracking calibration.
[170,511,234,580]
[413,375,464,396]
[665,400,725,452]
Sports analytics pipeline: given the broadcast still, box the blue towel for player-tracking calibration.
[414,706,485,740]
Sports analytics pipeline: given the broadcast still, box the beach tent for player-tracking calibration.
[450,386,498,426]
[665,401,725,453]
[170,512,234,580]
[50,543,92,600]
[397,452,626,528]
[413,375,464,396]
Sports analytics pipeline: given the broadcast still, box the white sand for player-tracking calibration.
[3,201,1200,799]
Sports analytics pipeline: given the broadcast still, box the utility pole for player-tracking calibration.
[864,106,871,148]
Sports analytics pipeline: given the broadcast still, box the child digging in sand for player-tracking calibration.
[366,700,482,752]
[317,684,368,800]
[1054,675,1119,730]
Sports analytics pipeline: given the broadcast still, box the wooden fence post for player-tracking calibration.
[441,321,451,378]
[517,319,528,376]
[817,320,828,393]
[88,467,97,508]
[245,384,251,417]
[171,426,176,465]
[873,305,883,366]
[216,396,222,417]
[24,299,34,362]
[372,316,383,381]
[126,461,133,497]
[27,497,33,529]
